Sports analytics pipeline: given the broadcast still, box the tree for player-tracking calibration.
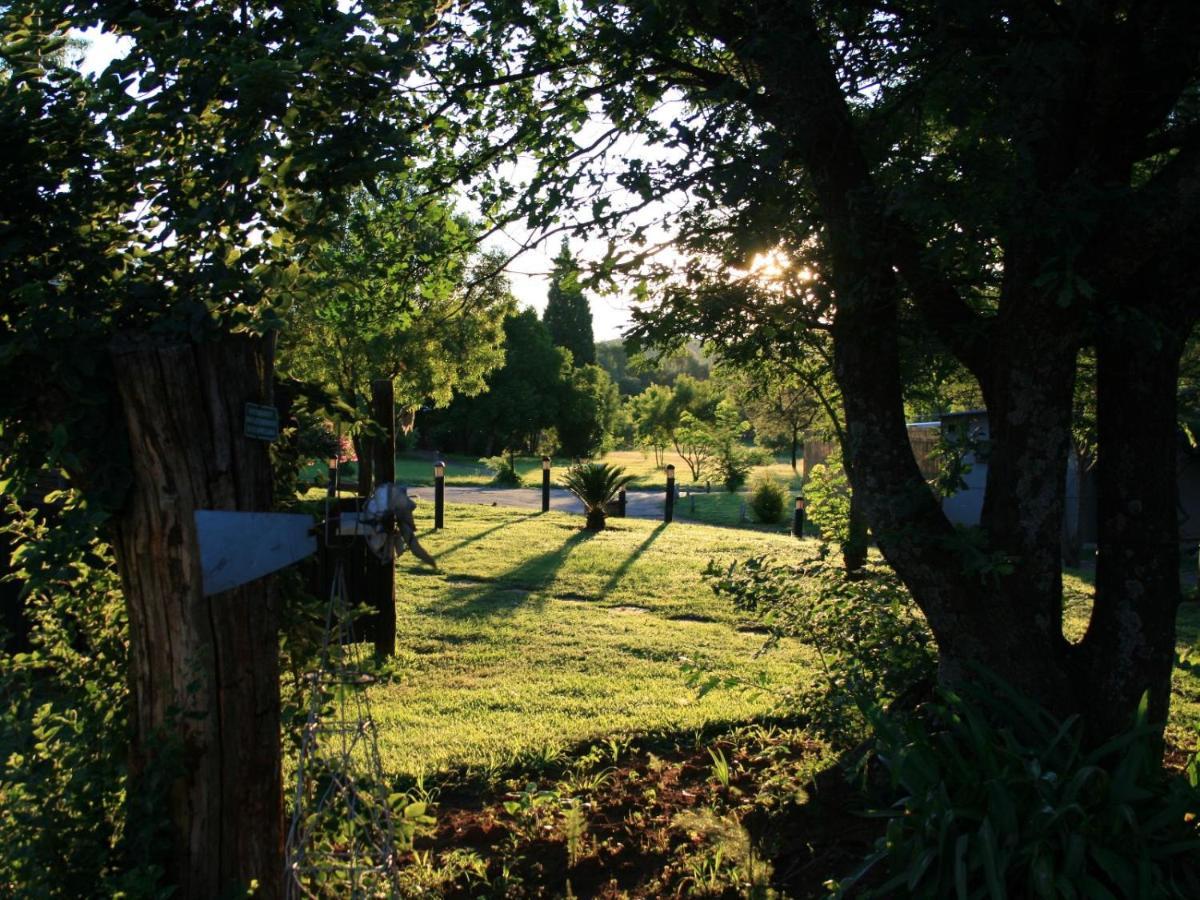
[426,0,1200,745]
[707,398,755,492]
[672,411,715,482]
[595,339,652,395]
[280,182,514,462]
[630,383,674,467]
[1,3,447,894]
[434,309,569,457]
[724,365,822,472]
[557,363,622,458]
[542,240,595,366]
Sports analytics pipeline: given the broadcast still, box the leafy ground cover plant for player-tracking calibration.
[386,722,831,898]
[830,674,1200,899]
[701,546,936,745]
[0,495,169,897]
[559,462,635,530]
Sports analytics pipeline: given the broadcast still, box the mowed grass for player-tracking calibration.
[374,503,822,779]
[334,497,1200,781]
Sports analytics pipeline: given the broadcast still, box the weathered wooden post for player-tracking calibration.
[541,456,551,512]
[434,460,445,530]
[110,334,283,899]
[793,496,806,538]
[367,379,396,660]
[665,464,676,524]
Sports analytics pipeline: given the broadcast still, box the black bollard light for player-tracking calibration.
[541,455,551,513]
[434,460,445,530]
[793,496,806,538]
[665,464,676,524]
[617,487,627,518]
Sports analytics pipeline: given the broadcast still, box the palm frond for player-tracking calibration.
[559,462,635,513]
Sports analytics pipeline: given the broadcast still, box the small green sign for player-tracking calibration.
[244,403,280,442]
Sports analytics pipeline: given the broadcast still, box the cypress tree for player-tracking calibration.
[542,241,595,366]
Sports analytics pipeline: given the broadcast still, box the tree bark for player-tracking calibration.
[110,334,282,899]
[1080,309,1186,739]
[842,487,868,572]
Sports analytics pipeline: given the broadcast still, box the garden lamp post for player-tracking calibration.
[665,464,676,524]
[434,460,445,529]
[542,456,551,512]
[793,496,806,538]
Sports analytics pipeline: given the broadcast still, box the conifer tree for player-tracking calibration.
[542,241,595,366]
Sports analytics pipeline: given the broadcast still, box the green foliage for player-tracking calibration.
[629,383,675,467]
[280,181,515,423]
[804,451,851,545]
[431,310,570,456]
[0,495,170,896]
[673,411,716,482]
[708,399,756,492]
[1,1,443,513]
[559,462,635,530]
[703,549,935,744]
[543,241,595,367]
[831,680,1200,899]
[748,475,788,524]
[480,455,521,487]
[556,364,622,458]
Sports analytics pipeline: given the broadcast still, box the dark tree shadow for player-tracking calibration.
[433,529,598,619]
[423,512,540,560]
[600,523,667,598]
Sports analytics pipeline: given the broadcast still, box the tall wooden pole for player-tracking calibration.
[111,335,282,899]
[368,379,396,660]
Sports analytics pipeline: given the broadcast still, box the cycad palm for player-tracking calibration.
[560,462,635,531]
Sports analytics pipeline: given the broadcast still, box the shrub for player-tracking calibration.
[0,494,170,896]
[830,677,1200,899]
[559,462,635,531]
[748,474,788,524]
[804,450,851,543]
[480,454,521,486]
[702,548,935,744]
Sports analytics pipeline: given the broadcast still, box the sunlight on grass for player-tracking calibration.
[375,504,821,778]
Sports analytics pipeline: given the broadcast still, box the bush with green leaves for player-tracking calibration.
[830,676,1200,899]
[480,454,521,486]
[0,494,171,897]
[803,450,851,543]
[702,547,935,744]
[748,474,788,524]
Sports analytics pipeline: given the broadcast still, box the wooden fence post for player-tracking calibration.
[367,379,395,660]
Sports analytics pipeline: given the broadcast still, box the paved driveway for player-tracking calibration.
[406,486,667,520]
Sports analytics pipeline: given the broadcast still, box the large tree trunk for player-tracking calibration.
[842,486,867,572]
[110,335,282,899]
[1080,309,1186,739]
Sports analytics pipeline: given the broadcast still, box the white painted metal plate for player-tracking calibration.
[195,510,316,596]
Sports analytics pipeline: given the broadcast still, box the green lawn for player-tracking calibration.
[366,504,1200,782]
[375,503,823,779]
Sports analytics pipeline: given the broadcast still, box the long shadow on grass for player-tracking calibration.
[434,529,597,620]
[427,512,540,560]
[599,523,667,598]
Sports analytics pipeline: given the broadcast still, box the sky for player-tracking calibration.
[77,27,638,341]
